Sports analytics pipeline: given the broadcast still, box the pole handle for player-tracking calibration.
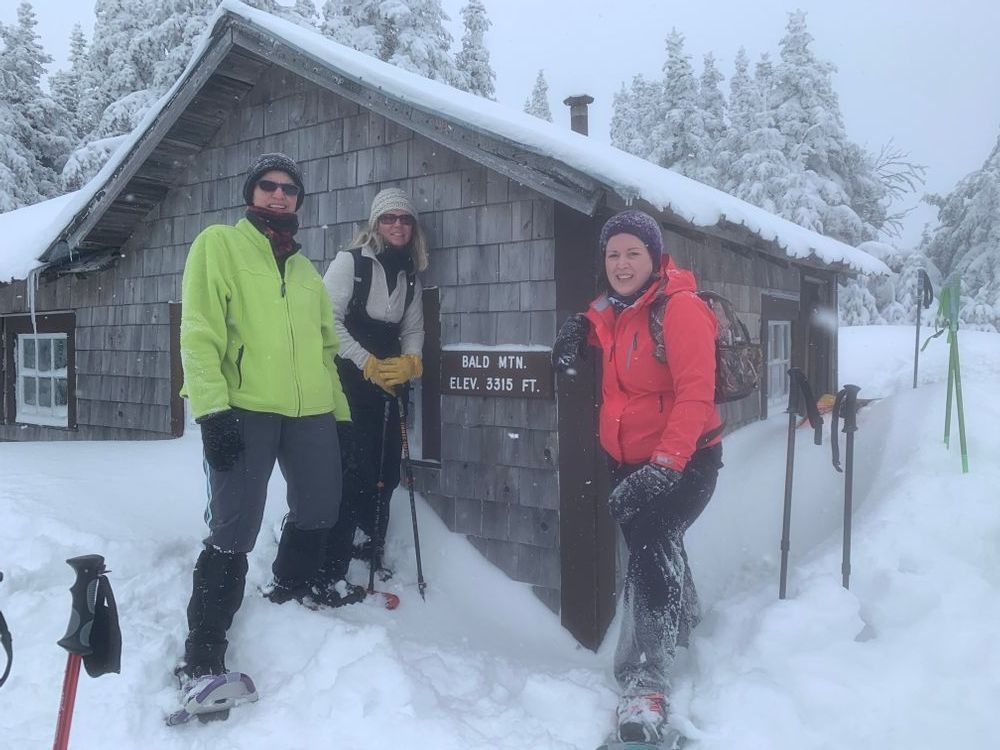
[787,367,823,444]
[56,555,106,656]
[841,384,861,433]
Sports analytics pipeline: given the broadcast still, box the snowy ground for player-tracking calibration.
[1,325,998,749]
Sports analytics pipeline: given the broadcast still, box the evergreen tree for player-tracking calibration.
[322,0,383,58]
[387,0,458,83]
[454,0,495,98]
[148,0,217,91]
[291,0,320,27]
[523,69,552,122]
[699,52,726,138]
[921,131,1000,330]
[610,74,663,159]
[772,10,883,245]
[719,49,795,215]
[0,2,72,203]
[48,24,89,141]
[649,30,709,178]
[322,0,457,83]
[78,0,155,135]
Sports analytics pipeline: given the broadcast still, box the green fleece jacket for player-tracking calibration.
[180,218,351,421]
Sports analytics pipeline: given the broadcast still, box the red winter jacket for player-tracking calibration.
[584,257,722,471]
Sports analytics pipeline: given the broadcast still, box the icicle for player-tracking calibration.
[26,266,44,336]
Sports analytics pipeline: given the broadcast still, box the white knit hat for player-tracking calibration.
[369,188,417,227]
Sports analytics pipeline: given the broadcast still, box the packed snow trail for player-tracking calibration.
[1,327,998,749]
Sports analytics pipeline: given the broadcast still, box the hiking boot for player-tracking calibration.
[616,692,668,743]
[263,578,366,609]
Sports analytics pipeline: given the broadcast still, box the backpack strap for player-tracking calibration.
[82,574,121,678]
[345,247,372,322]
[648,289,707,364]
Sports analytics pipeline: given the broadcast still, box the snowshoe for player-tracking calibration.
[166,671,258,726]
[595,727,686,750]
[263,579,397,610]
[602,693,685,749]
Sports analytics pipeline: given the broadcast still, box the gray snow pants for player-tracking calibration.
[202,408,343,554]
[611,442,723,695]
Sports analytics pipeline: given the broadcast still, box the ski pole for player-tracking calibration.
[0,571,11,689]
[913,269,933,389]
[831,386,861,589]
[396,388,426,600]
[369,398,393,596]
[53,555,106,750]
[779,368,823,599]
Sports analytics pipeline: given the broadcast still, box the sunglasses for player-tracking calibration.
[256,179,301,197]
[378,213,416,226]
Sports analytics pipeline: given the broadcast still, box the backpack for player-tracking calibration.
[649,290,762,403]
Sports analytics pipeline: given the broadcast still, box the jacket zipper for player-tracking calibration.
[276,256,302,416]
[235,345,245,389]
[626,332,638,369]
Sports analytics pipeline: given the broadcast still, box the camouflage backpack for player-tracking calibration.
[649,290,762,403]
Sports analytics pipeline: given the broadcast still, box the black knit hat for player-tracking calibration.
[599,209,664,266]
[242,153,305,210]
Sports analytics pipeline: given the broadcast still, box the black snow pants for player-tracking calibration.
[611,442,723,696]
[321,376,403,581]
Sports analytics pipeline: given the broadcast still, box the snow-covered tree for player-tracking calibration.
[921,131,1000,330]
[454,0,495,98]
[0,2,73,204]
[524,69,552,122]
[770,11,895,246]
[147,0,218,91]
[291,0,320,26]
[388,0,457,83]
[322,0,457,83]
[322,0,382,57]
[649,30,710,179]
[81,0,156,131]
[610,74,663,159]
[48,24,89,142]
[696,52,726,184]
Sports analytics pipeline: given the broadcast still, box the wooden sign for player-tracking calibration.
[440,349,553,399]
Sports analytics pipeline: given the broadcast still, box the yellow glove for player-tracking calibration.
[378,354,423,387]
[363,355,395,394]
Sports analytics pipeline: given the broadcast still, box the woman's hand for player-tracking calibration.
[197,410,244,471]
[608,464,683,524]
[378,354,423,386]
[363,355,395,394]
[551,313,591,375]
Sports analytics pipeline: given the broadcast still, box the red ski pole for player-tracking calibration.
[53,654,82,750]
[52,555,106,750]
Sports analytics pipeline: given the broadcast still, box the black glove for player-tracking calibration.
[198,410,244,471]
[552,313,591,375]
[608,463,683,524]
[336,420,356,474]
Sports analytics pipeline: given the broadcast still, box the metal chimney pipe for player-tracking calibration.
[563,94,594,136]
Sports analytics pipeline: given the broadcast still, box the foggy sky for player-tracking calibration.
[9,0,1000,248]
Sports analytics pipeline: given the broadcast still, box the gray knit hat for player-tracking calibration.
[599,209,664,266]
[369,188,417,227]
[242,153,305,210]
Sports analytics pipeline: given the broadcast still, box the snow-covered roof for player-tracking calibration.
[0,0,888,284]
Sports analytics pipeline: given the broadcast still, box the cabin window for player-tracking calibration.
[1,313,76,430]
[759,294,799,420]
[766,320,793,413]
[17,333,70,427]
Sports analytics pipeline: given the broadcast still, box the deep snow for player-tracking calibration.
[1,325,998,749]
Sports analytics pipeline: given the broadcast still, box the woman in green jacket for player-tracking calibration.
[176,154,356,695]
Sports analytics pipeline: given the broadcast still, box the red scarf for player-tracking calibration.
[246,206,300,261]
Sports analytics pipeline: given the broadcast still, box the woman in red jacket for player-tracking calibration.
[552,209,724,745]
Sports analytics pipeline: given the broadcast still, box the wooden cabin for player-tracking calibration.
[0,4,883,648]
